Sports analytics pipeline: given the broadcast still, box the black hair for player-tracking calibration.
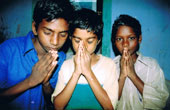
[33,0,75,53]
[69,8,103,54]
[69,8,103,40]
[111,14,141,56]
[33,0,75,30]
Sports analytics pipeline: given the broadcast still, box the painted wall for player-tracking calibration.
[102,0,112,57]
[0,0,32,43]
[109,0,170,80]
[1,0,170,80]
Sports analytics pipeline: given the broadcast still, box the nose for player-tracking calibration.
[123,39,129,47]
[82,41,88,49]
[51,34,58,45]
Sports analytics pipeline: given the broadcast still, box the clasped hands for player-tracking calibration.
[74,41,92,77]
[29,50,58,87]
[120,48,136,79]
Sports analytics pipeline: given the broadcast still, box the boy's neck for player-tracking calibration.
[131,53,138,63]
[32,38,47,59]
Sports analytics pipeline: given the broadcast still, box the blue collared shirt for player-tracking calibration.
[0,31,66,110]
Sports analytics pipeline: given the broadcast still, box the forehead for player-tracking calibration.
[116,25,135,35]
[39,18,69,31]
[73,28,96,39]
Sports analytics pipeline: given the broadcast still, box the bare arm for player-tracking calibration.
[118,74,126,100]
[125,49,144,95]
[53,73,80,110]
[80,41,113,109]
[119,48,144,99]
[54,46,82,110]
[118,69,144,99]
[85,71,114,110]
[128,72,144,95]
[0,78,33,103]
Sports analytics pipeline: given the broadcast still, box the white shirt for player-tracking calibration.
[52,54,118,109]
[113,53,169,110]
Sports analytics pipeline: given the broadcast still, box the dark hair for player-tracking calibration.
[33,0,75,30]
[111,14,141,44]
[69,8,103,54]
[111,14,141,56]
[69,8,103,40]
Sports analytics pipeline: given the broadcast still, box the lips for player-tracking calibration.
[47,47,58,52]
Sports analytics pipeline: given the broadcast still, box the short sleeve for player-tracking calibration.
[103,60,119,109]
[51,62,66,103]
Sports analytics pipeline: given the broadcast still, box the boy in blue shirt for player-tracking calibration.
[0,0,74,110]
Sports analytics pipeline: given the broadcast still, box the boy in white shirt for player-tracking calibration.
[111,14,169,110]
[52,8,118,110]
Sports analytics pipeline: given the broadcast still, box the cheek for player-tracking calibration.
[59,37,68,45]
[86,43,97,54]
[129,41,138,49]
[115,42,123,49]
[38,34,49,45]
[72,41,79,53]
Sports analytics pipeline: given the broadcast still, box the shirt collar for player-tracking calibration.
[23,31,36,56]
[113,55,121,65]
[136,52,151,67]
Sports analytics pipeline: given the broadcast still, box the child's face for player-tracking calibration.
[115,25,141,56]
[32,18,69,52]
[71,28,99,55]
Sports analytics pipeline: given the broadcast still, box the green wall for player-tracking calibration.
[102,0,112,57]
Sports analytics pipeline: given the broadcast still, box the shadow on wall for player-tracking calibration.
[0,17,11,44]
[0,0,21,12]
[0,0,16,44]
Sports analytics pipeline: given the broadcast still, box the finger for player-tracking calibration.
[39,52,52,63]
[78,46,81,63]
[129,56,134,66]
[43,53,58,71]
[122,49,126,58]
[46,60,58,74]
[36,52,54,70]
[123,48,129,60]
[77,42,81,60]
[43,61,58,83]
[52,53,58,63]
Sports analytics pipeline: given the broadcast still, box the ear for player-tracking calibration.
[138,35,142,43]
[32,21,38,35]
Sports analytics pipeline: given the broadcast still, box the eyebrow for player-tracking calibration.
[72,36,96,40]
[43,27,68,33]
[72,36,81,39]
[43,27,53,32]
[116,34,136,37]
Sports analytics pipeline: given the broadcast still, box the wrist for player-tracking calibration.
[85,71,94,81]
[119,74,126,80]
[73,71,81,78]
[26,77,36,88]
[128,72,137,80]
